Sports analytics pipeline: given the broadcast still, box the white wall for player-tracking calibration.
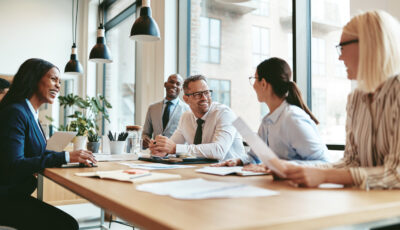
[0,0,72,75]
[350,0,400,19]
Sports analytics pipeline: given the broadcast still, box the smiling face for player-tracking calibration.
[183,80,212,118]
[34,67,61,105]
[338,33,359,80]
[164,74,183,100]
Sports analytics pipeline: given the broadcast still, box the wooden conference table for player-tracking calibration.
[42,162,400,230]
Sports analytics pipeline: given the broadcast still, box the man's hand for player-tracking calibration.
[142,136,151,149]
[154,135,176,154]
[211,158,242,167]
[69,150,97,167]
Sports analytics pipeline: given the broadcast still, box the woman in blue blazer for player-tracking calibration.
[0,58,96,230]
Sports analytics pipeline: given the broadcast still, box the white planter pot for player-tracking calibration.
[73,136,87,151]
[109,141,126,155]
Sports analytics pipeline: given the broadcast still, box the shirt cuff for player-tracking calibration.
[175,144,189,154]
[349,167,368,189]
[65,151,70,163]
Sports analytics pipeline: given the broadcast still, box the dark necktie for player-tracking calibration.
[193,119,204,145]
[162,101,172,130]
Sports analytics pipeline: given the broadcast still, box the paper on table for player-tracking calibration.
[136,178,278,199]
[119,162,195,170]
[75,170,181,183]
[233,117,286,178]
[46,131,77,152]
[94,153,138,162]
[196,166,268,176]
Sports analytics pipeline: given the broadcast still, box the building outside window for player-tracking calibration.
[189,0,292,131]
[200,17,221,64]
[252,0,270,17]
[208,79,231,107]
[252,26,270,67]
[311,0,350,144]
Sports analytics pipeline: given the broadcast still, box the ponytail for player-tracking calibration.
[287,81,319,124]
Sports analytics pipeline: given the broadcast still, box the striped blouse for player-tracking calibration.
[327,76,400,189]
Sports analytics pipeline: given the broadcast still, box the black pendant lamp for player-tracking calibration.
[89,0,112,63]
[65,0,83,75]
[130,0,160,42]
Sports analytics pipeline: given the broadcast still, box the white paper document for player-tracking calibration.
[233,117,286,178]
[94,153,138,162]
[75,170,181,183]
[46,131,77,152]
[136,178,278,199]
[196,166,268,176]
[119,162,196,170]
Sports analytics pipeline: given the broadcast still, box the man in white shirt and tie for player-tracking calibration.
[149,75,245,161]
[142,74,189,149]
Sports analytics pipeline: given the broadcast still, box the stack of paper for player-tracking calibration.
[196,166,268,176]
[136,178,278,199]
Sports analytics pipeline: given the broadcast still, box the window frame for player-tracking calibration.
[199,16,221,64]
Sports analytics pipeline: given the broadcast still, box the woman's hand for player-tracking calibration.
[283,164,326,187]
[243,164,270,173]
[211,158,242,167]
[69,150,97,167]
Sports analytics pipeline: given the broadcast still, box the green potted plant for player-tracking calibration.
[87,131,100,153]
[58,93,112,150]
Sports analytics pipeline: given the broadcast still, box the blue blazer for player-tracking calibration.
[0,100,66,198]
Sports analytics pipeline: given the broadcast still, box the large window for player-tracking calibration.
[311,0,350,145]
[208,79,231,107]
[102,1,136,133]
[199,17,221,64]
[189,0,292,131]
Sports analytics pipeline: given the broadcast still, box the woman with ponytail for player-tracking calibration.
[214,57,328,168]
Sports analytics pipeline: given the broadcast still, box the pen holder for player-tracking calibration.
[109,141,126,155]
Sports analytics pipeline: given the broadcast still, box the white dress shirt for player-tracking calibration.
[171,102,246,161]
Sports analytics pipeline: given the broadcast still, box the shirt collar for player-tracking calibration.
[25,98,39,121]
[264,100,288,124]
[164,97,179,105]
[200,102,215,121]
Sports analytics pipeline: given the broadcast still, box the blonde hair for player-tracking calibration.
[343,10,400,92]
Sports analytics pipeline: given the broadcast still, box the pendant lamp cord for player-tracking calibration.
[72,0,79,45]
[98,0,104,27]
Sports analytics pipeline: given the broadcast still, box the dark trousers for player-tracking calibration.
[0,196,78,230]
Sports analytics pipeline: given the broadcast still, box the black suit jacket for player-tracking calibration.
[0,100,66,198]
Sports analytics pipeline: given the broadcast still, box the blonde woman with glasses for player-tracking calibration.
[282,10,400,189]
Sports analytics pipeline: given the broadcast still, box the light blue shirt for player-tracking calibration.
[241,100,328,165]
[25,99,70,163]
[162,97,179,118]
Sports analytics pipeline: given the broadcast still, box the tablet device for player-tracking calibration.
[46,131,77,152]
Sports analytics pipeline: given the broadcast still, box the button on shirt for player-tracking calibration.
[171,102,246,161]
[25,99,70,163]
[241,100,328,165]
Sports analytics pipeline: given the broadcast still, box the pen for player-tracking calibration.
[130,173,152,179]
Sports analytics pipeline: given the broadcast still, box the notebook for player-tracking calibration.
[46,131,77,152]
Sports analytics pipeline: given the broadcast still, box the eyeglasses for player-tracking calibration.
[249,76,257,86]
[185,90,213,99]
[335,39,359,56]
